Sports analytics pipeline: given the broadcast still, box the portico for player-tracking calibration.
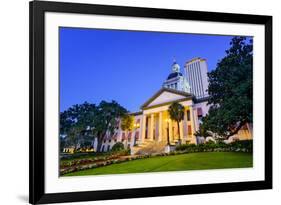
[139,87,198,145]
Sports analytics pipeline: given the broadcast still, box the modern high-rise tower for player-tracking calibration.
[184,57,209,99]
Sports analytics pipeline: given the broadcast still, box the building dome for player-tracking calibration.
[171,62,180,73]
[166,72,183,80]
[162,60,191,93]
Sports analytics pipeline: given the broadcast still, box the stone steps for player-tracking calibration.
[131,141,167,155]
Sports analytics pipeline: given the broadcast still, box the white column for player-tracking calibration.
[169,120,173,142]
[183,109,188,139]
[158,112,163,142]
[179,121,184,141]
[149,114,154,140]
[193,107,199,131]
[141,115,146,143]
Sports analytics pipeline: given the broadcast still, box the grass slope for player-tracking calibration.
[64,152,253,176]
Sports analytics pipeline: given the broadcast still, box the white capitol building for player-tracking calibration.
[98,57,252,154]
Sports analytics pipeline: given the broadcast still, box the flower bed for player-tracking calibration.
[60,154,152,175]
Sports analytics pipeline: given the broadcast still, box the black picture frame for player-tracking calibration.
[29,0,272,204]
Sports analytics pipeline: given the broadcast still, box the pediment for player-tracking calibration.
[141,88,192,109]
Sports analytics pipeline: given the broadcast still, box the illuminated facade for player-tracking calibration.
[98,58,252,153]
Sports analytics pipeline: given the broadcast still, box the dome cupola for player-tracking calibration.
[162,59,191,93]
[171,61,180,73]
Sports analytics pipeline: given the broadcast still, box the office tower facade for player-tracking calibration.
[184,57,209,99]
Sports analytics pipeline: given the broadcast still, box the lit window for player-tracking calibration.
[187,110,191,121]
[197,107,203,123]
[197,107,203,117]
[188,125,192,135]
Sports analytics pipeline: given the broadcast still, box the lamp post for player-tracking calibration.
[133,122,140,146]
[165,119,171,145]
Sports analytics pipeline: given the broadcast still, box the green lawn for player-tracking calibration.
[63,152,253,176]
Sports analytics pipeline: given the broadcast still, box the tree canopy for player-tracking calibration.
[121,115,134,132]
[60,102,96,147]
[60,100,128,151]
[196,37,253,139]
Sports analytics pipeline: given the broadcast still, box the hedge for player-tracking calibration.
[175,140,253,153]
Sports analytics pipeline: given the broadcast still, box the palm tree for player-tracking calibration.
[168,102,184,143]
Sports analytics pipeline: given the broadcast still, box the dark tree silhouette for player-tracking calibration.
[196,37,253,139]
[60,101,128,152]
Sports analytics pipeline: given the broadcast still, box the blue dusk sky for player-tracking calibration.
[60,27,249,113]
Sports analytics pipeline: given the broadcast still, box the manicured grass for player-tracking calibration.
[63,152,253,176]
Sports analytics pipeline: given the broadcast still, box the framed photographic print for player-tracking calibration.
[29,0,272,204]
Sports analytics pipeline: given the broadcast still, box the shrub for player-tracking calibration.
[113,149,130,156]
[175,144,196,152]
[230,140,253,152]
[111,142,125,152]
[175,140,252,153]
